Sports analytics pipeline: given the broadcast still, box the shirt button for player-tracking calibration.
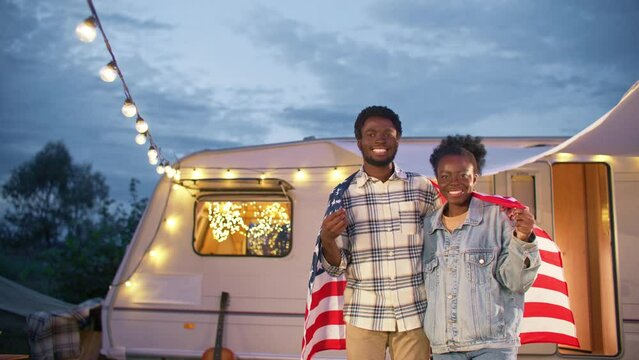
[447,294,453,300]
[479,258,485,265]
[390,276,395,281]
[389,251,394,257]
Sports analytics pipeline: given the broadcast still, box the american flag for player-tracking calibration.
[301,181,579,360]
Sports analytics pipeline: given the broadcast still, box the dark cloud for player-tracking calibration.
[235,0,639,138]
[98,13,173,31]
[2,0,639,203]
[279,106,353,138]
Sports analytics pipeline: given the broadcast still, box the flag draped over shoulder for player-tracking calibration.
[470,192,580,348]
[301,181,579,360]
[301,174,355,360]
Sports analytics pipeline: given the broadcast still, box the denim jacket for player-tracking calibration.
[422,197,540,354]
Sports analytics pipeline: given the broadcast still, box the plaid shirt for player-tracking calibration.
[321,165,440,332]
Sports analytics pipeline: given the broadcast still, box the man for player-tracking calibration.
[320,105,441,360]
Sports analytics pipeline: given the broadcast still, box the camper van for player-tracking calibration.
[101,82,639,360]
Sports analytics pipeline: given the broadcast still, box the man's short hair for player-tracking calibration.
[354,105,402,139]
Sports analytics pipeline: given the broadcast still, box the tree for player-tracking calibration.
[49,179,148,302]
[1,141,109,248]
[0,141,148,302]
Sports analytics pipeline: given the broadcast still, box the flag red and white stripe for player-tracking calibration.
[301,190,579,360]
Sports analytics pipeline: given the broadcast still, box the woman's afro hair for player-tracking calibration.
[429,134,487,175]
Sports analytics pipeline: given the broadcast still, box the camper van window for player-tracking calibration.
[193,199,292,257]
[552,162,620,357]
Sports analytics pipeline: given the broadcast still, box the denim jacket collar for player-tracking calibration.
[428,196,484,234]
[355,162,407,187]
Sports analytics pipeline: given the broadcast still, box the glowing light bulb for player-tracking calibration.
[166,167,177,178]
[592,154,612,162]
[331,167,343,181]
[135,133,147,145]
[99,61,117,82]
[192,168,201,179]
[75,17,97,43]
[174,170,181,181]
[124,281,132,287]
[149,250,158,258]
[223,169,234,179]
[147,146,158,159]
[294,168,306,181]
[555,153,574,162]
[260,172,266,180]
[121,99,137,117]
[135,117,149,133]
[156,165,165,174]
[148,156,159,165]
[165,217,177,229]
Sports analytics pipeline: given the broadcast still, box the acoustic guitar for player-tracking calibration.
[202,291,236,360]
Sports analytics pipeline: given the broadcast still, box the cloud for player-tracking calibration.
[236,0,639,137]
[2,0,638,203]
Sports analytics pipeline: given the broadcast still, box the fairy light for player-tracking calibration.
[192,168,201,179]
[592,154,613,163]
[76,2,174,175]
[135,117,149,133]
[124,280,132,288]
[260,172,266,180]
[99,61,118,82]
[294,168,306,181]
[147,146,158,160]
[207,202,248,242]
[331,167,343,181]
[246,202,291,256]
[166,166,177,179]
[156,165,165,174]
[121,99,137,117]
[135,133,147,145]
[75,16,97,42]
[223,169,235,179]
[165,216,177,230]
[555,152,574,162]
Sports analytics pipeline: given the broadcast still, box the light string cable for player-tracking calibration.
[80,0,178,177]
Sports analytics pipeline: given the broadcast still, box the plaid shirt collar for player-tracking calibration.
[355,162,408,187]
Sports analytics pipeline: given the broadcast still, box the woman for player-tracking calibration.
[422,135,540,359]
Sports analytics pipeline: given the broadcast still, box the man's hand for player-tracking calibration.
[321,208,348,244]
[320,208,348,267]
[509,207,535,242]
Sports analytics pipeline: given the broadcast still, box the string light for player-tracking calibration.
[135,133,147,145]
[78,3,361,184]
[121,99,137,117]
[99,61,118,82]
[331,167,343,181]
[166,166,177,179]
[294,168,306,181]
[223,169,235,179]
[147,146,158,160]
[76,1,175,178]
[207,202,248,243]
[165,216,177,229]
[75,16,97,42]
[135,117,149,133]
